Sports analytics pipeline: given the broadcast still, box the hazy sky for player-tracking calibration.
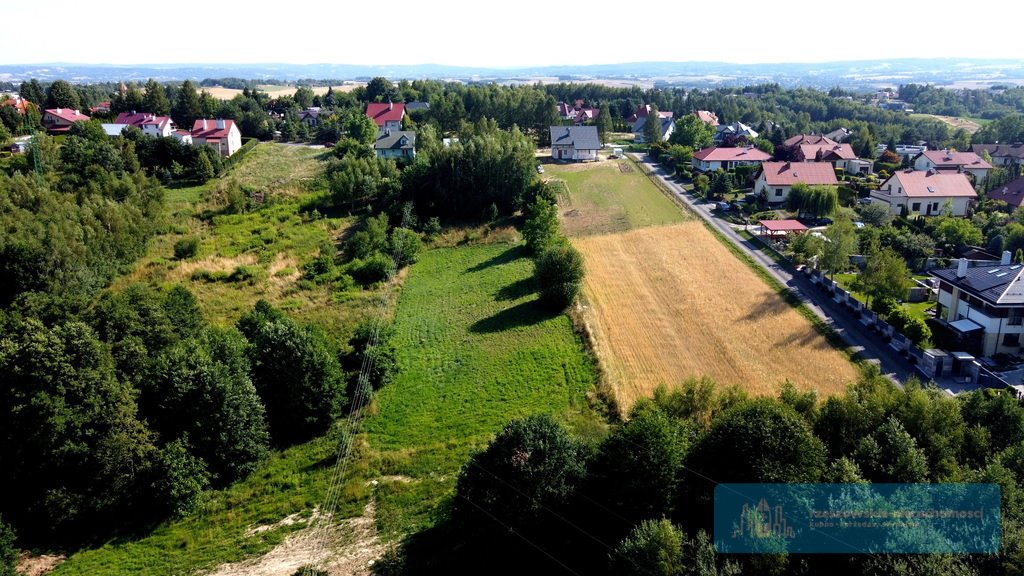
[5,0,1024,67]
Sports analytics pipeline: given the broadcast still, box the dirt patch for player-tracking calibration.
[17,552,65,576]
[205,501,386,576]
[573,222,858,414]
[915,114,982,134]
[169,254,259,281]
[618,163,633,173]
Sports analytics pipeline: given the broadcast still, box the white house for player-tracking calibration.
[550,125,600,161]
[714,121,758,143]
[374,130,416,160]
[630,104,674,143]
[191,119,242,157]
[115,112,176,137]
[876,144,928,163]
[930,254,1024,357]
[691,146,770,172]
[869,169,977,217]
[753,161,838,204]
[972,143,1024,168]
[913,150,992,183]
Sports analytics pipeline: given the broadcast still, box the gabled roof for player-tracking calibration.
[885,169,977,198]
[44,108,90,123]
[695,110,718,126]
[692,145,771,162]
[987,176,1024,208]
[365,102,405,126]
[796,142,857,162]
[972,143,1024,161]
[549,125,600,150]
[629,104,673,122]
[191,119,237,139]
[931,261,1024,306]
[760,219,808,233]
[632,114,674,135]
[716,121,758,138]
[115,112,172,130]
[573,108,599,124]
[556,102,575,117]
[757,161,838,186]
[824,127,852,142]
[1,96,29,113]
[784,134,839,148]
[919,150,992,170]
[374,130,416,150]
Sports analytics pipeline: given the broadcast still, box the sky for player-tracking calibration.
[5,0,1024,67]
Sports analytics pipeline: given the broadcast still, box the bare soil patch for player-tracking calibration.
[17,553,65,576]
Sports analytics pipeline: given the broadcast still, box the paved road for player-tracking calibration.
[630,154,915,385]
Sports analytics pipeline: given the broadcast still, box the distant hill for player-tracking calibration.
[2,59,1023,90]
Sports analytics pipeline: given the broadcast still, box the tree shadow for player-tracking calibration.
[741,292,791,322]
[469,300,558,334]
[495,277,536,302]
[466,245,526,273]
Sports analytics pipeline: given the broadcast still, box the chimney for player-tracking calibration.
[388,99,393,111]
[56,107,62,113]
[217,119,225,129]
[1003,251,1012,265]
[957,258,968,278]
[202,119,208,130]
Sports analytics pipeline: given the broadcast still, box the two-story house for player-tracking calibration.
[115,112,175,137]
[869,169,977,217]
[930,254,1024,357]
[972,143,1024,168]
[366,101,405,136]
[42,108,90,133]
[550,126,600,161]
[374,130,416,160]
[913,150,992,183]
[191,119,242,157]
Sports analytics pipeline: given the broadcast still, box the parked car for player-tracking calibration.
[716,201,731,211]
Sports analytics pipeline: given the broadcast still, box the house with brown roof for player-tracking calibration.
[691,145,770,172]
[987,176,1024,209]
[366,101,405,136]
[972,143,1024,168]
[191,119,242,157]
[1,96,30,114]
[914,150,992,183]
[556,102,576,120]
[869,169,977,216]
[42,108,90,133]
[753,161,838,203]
[781,134,867,172]
[695,110,719,126]
[573,107,599,126]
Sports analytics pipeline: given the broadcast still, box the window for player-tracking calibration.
[932,202,940,212]
[1004,333,1020,347]
[775,188,783,197]
[911,202,921,212]
[1010,310,1024,326]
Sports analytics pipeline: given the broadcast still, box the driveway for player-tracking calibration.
[630,154,915,385]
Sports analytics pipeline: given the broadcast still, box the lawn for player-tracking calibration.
[547,158,686,237]
[575,223,859,414]
[363,242,602,537]
[833,273,935,324]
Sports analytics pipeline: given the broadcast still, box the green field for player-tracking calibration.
[548,159,685,236]
[364,243,602,537]
[833,273,934,324]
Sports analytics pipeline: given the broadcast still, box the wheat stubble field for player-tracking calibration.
[550,161,858,413]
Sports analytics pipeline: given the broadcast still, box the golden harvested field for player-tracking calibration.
[574,222,858,413]
[204,83,365,100]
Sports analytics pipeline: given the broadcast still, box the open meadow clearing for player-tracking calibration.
[575,223,859,412]
[547,159,685,236]
[204,84,365,100]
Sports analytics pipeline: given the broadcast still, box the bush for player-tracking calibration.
[0,515,15,576]
[522,196,561,255]
[349,252,393,285]
[389,227,422,268]
[613,519,684,576]
[228,265,262,283]
[173,237,200,260]
[535,244,585,311]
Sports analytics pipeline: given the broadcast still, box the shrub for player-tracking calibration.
[349,253,392,285]
[535,244,585,311]
[389,227,422,268]
[173,237,200,260]
[612,519,684,576]
[0,515,15,576]
[229,265,262,283]
[522,196,561,255]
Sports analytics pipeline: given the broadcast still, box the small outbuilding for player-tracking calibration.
[759,219,808,239]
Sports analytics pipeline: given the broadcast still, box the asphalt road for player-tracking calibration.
[630,154,915,385]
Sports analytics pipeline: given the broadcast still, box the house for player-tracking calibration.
[172,130,193,145]
[365,101,405,136]
[914,150,992,183]
[556,102,576,120]
[753,161,838,203]
[869,169,977,216]
[374,130,416,160]
[691,145,770,172]
[90,101,111,114]
[714,121,758,143]
[987,176,1024,209]
[191,119,242,157]
[630,104,674,143]
[784,134,861,171]
[574,108,599,125]
[42,108,90,133]
[695,110,719,126]
[876,143,928,163]
[297,108,323,127]
[115,112,175,137]
[1,96,29,114]
[929,254,1024,357]
[824,127,852,142]
[550,125,600,161]
[972,143,1024,168]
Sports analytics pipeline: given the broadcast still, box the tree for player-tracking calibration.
[669,114,714,149]
[787,183,838,218]
[150,438,209,518]
[856,247,910,308]
[666,145,694,174]
[612,519,684,576]
[0,516,15,576]
[522,196,561,254]
[173,80,203,129]
[19,79,44,106]
[294,86,315,109]
[933,217,983,255]
[238,303,347,446]
[365,77,399,103]
[389,227,422,268]
[193,147,216,182]
[644,105,663,144]
[710,170,733,198]
[820,218,858,277]
[535,244,585,311]
[854,416,929,482]
[859,202,894,227]
[596,102,613,144]
[45,79,80,110]
[143,79,170,115]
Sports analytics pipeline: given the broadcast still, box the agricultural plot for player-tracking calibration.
[575,223,858,412]
[204,83,365,100]
[547,159,685,236]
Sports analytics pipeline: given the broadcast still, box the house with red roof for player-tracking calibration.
[42,108,90,133]
[914,149,992,183]
[695,110,719,126]
[90,101,111,114]
[754,161,838,204]
[869,169,977,216]
[691,146,770,172]
[556,102,576,120]
[573,107,599,126]
[191,119,242,157]
[630,105,675,143]
[365,101,405,136]
[115,112,176,137]
[1,96,30,115]
[782,134,870,174]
